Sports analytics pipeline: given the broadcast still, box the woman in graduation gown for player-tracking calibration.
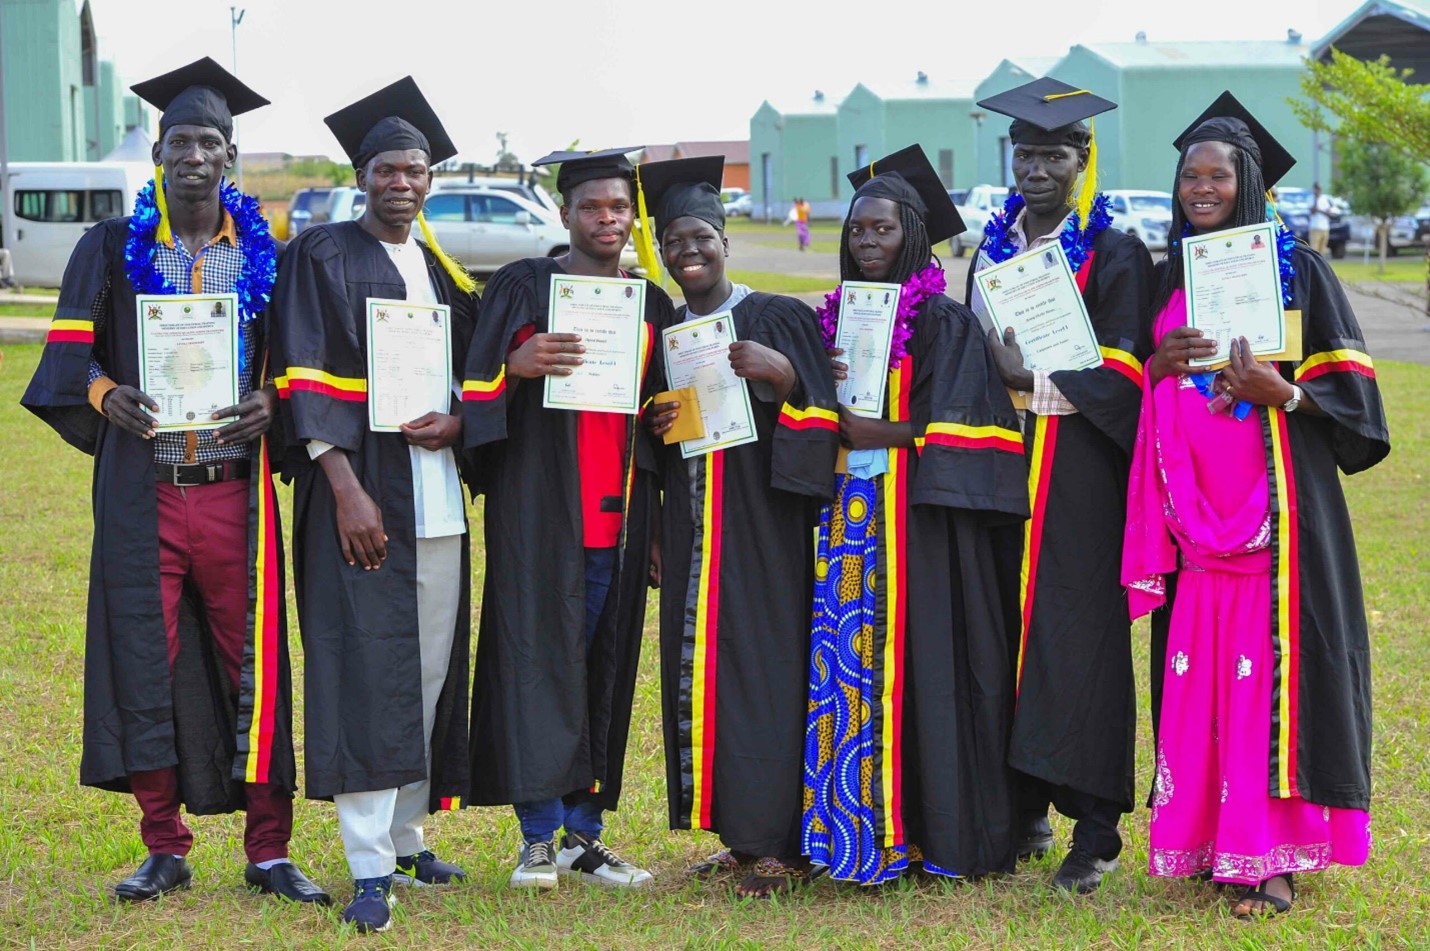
[802,145,1030,884]
[1123,92,1389,918]
[641,158,841,897]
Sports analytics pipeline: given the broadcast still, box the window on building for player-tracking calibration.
[854,144,869,167]
[938,149,954,188]
[830,157,840,198]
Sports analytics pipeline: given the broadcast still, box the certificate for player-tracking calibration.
[365,298,452,432]
[136,293,240,430]
[543,274,646,414]
[973,242,1102,373]
[1184,222,1285,367]
[662,311,757,459]
[833,281,899,418]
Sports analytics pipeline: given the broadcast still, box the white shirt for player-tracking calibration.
[1310,194,1332,232]
[306,234,466,539]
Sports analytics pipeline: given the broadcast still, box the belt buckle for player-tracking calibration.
[169,465,185,487]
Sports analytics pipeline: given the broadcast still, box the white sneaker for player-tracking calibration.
[508,839,558,890]
[557,832,653,888]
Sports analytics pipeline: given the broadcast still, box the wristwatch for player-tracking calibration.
[1281,384,1303,413]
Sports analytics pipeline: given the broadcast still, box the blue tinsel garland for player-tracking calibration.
[980,192,1113,274]
[124,177,277,378]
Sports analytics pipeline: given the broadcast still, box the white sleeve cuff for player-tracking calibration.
[306,438,336,460]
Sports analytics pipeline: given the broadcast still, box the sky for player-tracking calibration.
[86,0,1360,164]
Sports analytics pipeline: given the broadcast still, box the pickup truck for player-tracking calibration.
[950,185,1009,257]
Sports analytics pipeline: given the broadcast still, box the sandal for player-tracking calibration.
[1233,873,1296,919]
[687,849,749,879]
[734,857,818,899]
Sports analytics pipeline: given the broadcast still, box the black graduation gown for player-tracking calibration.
[20,217,296,813]
[1146,243,1389,811]
[656,292,840,857]
[856,294,1029,876]
[462,256,674,810]
[270,220,476,806]
[967,228,1153,810]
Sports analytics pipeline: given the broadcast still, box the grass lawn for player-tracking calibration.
[1331,256,1428,286]
[726,218,845,255]
[0,302,56,319]
[724,270,835,296]
[0,344,1425,948]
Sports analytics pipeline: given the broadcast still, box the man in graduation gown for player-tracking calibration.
[20,58,326,905]
[965,79,1154,894]
[641,158,840,897]
[463,147,674,890]
[269,77,477,933]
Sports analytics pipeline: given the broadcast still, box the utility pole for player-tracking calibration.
[0,10,13,260]
[230,6,246,189]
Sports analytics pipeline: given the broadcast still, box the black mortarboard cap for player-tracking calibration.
[130,56,268,141]
[324,76,457,169]
[1173,90,1296,188]
[977,77,1116,147]
[846,144,965,244]
[533,147,640,196]
[639,157,726,239]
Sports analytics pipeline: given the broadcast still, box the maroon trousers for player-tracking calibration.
[129,480,291,863]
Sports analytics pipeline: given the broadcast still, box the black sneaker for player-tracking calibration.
[394,849,465,886]
[556,831,653,888]
[1051,846,1118,895]
[341,876,395,933]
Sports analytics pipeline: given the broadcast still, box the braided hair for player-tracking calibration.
[839,199,934,286]
[1155,143,1268,313]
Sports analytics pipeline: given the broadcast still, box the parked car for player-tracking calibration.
[948,188,969,207]
[950,184,1009,256]
[433,175,559,215]
[324,186,366,224]
[721,188,751,217]
[421,187,639,275]
[1104,189,1173,251]
[1275,187,1348,259]
[288,187,334,237]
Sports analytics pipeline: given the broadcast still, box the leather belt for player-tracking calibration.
[154,460,252,486]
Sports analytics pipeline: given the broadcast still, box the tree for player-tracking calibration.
[1293,49,1430,291]
[494,132,521,173]
[1335,139,1428,270]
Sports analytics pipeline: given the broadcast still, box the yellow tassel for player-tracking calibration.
[1042,89,1092,101]
[153,165,174,246]
[416,211,478,295]
[632,164,662,282]
[1073,118,1098,227]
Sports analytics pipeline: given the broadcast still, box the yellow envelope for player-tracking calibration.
[653,388,704,444]
[1008,388,1029,410]
[835,446,850,474]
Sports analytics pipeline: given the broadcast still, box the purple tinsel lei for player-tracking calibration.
[815,263,946,369]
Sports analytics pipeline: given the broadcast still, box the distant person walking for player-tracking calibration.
[795,197,811,251]
[0,246,15,288]
[1309,183,1332,256]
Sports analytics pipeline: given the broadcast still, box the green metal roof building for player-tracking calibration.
[836,75,976,198]
[750,90,842,220]
[1,0,139,161]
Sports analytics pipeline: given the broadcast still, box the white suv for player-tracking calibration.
[421,188,640,275]
[1104,190,1173,252]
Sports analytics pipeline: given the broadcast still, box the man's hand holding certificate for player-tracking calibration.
[833,281,900,417]
[973,243,1101,374]
[543,274,645,414]
[366,298,452,432]
[1183,222,1285,367]
[136,293,241,430]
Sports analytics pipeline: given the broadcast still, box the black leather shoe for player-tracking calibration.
[114,854,193,902]
[244,862,333,905]
[1016,815,1055,862]
[1051,846,1118,895]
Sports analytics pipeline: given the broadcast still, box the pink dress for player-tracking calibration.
[1126,291,1370,884]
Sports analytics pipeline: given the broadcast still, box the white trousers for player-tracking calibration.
[334,534,462,880]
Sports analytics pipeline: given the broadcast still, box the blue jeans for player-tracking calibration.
[514,547,616,844]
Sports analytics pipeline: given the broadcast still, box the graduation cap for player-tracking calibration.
[846,144,966,244]
[639,156,726,239]
[323,76,458,169]
[977,77,1116,146]
[129,56,268,141]
[1173,90,1296,188]
[531,146,643,197]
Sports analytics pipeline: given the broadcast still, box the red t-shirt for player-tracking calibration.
[510,323,627,548]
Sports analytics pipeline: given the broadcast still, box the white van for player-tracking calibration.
[2,162,152,287]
